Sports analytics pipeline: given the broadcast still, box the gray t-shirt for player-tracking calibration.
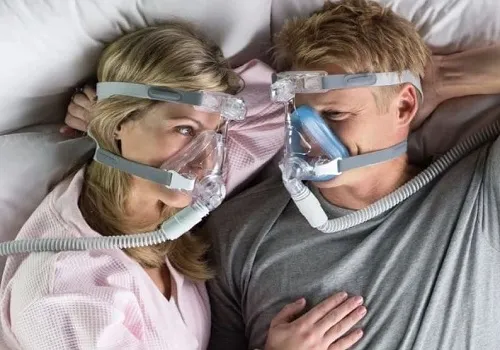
[203,136,500,350]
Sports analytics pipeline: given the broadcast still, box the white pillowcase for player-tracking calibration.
[0,0,272,134]
[271,0,500,52]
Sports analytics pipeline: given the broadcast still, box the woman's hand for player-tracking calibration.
[265,292,366,350]
[60,85,96,137]
[412,55,445,130]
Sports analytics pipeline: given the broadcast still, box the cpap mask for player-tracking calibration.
[93,82,247,212]
[91,129,227,211]
[0,82,246,256]
[270,70,422,228]
[97,82,246,121]
[280,104,408,182]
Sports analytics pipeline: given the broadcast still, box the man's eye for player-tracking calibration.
[321,110,345,121]
[175,126,195,136]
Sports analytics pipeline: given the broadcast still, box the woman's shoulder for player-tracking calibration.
[1,249,141,332]
[0,250,145,350]
[2,166,141,308]
[5,249,139,300]
[16,167,101,242]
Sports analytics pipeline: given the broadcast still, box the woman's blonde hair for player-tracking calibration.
[79,22,241,281]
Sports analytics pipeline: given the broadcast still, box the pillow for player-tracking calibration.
[0,0,272,134]
[271,0,500,53]
[0,124,94,271]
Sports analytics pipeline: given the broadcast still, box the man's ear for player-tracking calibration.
[396,84,419,127]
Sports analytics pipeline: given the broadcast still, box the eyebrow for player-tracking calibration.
[317,102,345,110]
[167,116,202,128]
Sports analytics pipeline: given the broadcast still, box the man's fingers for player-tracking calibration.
[270,298,306,327]
[296,292,348,325]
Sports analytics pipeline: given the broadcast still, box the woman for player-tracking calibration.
[0,22,366,350]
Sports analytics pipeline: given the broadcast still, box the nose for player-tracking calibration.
[184,151,217,179]
[186,163,207,180]
[299,133,324,158]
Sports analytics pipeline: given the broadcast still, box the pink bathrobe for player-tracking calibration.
[0,60,284,350]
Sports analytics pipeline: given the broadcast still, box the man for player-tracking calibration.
[205,0,500,349]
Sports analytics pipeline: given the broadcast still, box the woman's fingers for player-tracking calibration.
[64,112,88,133]
[61,85,96,136]
[317,296,364,334]
[82,84,97,102]
[265,293,365,350]
[328,329,364,350]
[59,125,84,138]
[296,292,349,325]
[72,93,93,112]
[68,100,88,119]
[323,304,366,343]
[270,298,306,327]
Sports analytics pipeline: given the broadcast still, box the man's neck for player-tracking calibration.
[318,156,419,210]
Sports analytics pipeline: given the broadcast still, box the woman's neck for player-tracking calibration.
[144,264,173,299]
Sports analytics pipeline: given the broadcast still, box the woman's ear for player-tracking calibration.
[114,124,123,140]
[396,84,419,127]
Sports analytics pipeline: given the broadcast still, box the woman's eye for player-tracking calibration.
[175,126,195,136]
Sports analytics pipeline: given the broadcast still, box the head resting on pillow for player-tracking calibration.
[273,0,430,205]
[81,22,240,278]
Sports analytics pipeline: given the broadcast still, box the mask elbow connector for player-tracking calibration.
[160,202,210,240]
[283,178,328,228]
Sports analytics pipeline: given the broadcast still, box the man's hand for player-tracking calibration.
[412,55,445,130]
[265,292,366,350]
[60,85,96,137]
[412,43,500,130]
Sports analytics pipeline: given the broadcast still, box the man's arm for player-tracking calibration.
[436,43,500,100]
[413,43,500,128]
[201,195,252,350]
[207,273,249,350]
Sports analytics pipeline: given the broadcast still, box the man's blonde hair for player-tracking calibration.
[273,0,430,108]
[79,22,240,281]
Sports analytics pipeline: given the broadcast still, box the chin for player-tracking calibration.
[310,176,343,189]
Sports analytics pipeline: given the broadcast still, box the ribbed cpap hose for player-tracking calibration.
[0,201,209,256]
[285,119,500,233]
